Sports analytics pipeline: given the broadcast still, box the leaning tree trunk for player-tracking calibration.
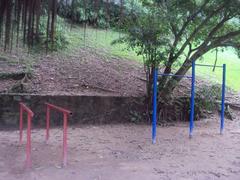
[158,59,192,103]
[156,45,211,122]
[156,61,192,123]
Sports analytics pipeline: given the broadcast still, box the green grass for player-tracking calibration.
[196,49,240,91]
[64,25,142,61]
[64,26,240,92]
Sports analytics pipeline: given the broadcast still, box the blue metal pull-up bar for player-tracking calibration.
[158,73,192,79]
[151,62,226,143]
[221,64,226,134]
[195,63,226,135]
[152,62,195,143]
[195,64,223,68]
[189,61,195,138]
[152,68,158,144]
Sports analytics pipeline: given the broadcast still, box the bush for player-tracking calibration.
[58,0,127,29]
[196,84,222,112]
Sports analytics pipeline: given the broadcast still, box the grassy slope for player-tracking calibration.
[64,26,240,91]
[196,50,240,91]
[64,26,142,61]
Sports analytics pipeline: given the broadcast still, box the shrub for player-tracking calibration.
[196,84,222,112]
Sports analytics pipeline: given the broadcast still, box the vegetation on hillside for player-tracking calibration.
[64,26,240,92]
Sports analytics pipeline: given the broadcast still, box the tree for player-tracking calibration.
[0,0,60,51]
[0,0,125,50]
[113,1,169,113]
[120,0,240,102]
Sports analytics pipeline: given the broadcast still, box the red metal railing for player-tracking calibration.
[19,102,34,168]
[45,102,71,167]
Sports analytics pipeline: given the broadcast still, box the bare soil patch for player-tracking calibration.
[0,48,146,96]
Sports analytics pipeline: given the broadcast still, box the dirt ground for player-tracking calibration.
[3,48,237,98]
[0,48,146,97]
[0,115,240,180]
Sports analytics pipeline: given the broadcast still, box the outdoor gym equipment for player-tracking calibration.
[19,102,34,168]
[45,102,72,167]
[152,62,226,144]
[19,102,71,168]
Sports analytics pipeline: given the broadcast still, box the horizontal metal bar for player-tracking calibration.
[19,102,34,117]
[45,102,71,114]
[195,64,223,68]
[158,73,192,79]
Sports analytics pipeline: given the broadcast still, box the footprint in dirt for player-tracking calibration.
[153,168,165,175]
[0,160,4,172]
[208,171,229,178]
[232,160,240,167]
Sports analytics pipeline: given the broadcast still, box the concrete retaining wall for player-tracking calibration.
[0,94,145,128]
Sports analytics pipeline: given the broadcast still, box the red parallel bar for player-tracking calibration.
[19,105,23,145]
[19,103,34,117]
[45,103,71,114]
[45,102,71,167]
[19,102,34,168]
[26,113,32,168]
[46,106,50,142]
[45,103,71,142]
[63,113,68,167]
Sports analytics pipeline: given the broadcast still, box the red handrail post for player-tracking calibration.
[19,102,34,168]
[63,112,68,167]
[46,106,50,142]
[45,102,71,167]
[19,105,23,145]
[26,113,32,168]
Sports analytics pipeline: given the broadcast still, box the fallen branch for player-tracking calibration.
[216,100,240,110]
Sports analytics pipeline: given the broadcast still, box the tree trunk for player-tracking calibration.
[145,65,154,122]
[156,45,213,122]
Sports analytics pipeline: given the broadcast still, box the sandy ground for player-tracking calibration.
[0,117,240,180]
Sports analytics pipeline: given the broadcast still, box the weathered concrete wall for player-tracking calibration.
[0,94,145,128]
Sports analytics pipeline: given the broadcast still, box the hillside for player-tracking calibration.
[0,48,145,97]
[0,26,239,98]
[67,26,240,92]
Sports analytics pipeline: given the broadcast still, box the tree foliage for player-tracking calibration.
[119,0,240,100]
[58,0,125,29]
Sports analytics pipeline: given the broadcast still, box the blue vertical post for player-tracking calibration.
[152,68,158,144]
[220,64,226,134]
[189,61,195,138]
